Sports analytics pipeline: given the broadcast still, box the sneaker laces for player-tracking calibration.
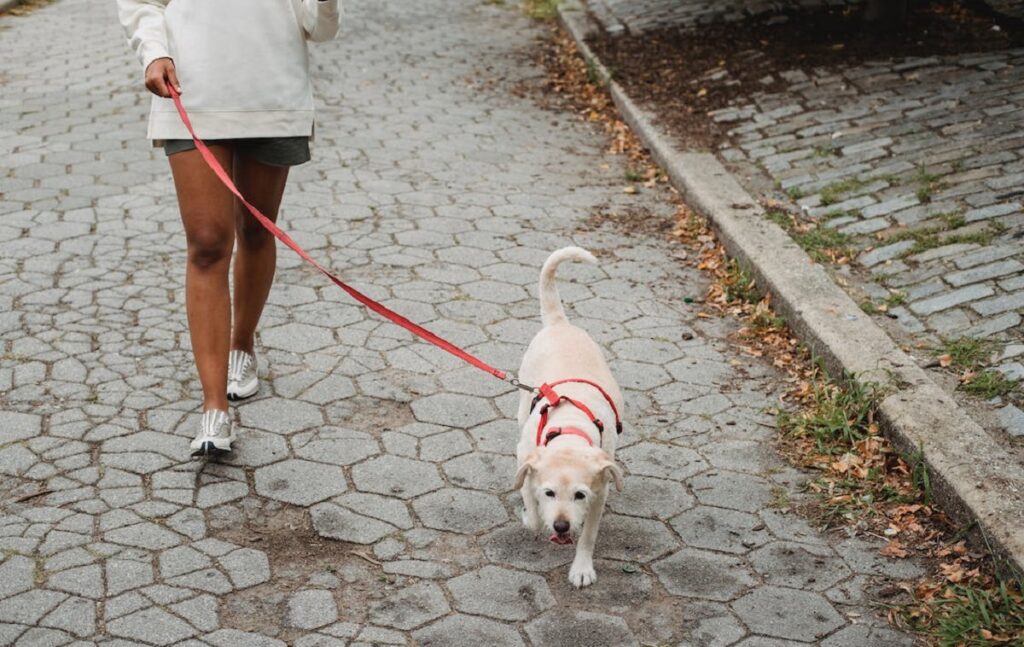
[201,410,230,438]
[228,350,254,383]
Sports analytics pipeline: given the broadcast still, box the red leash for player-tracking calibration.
[167,87,529,390]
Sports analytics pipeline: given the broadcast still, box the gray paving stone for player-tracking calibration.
[311,502,397,544]
[411,393,498,428]
[617,442,708,480]
[652,548,757,601]
[286,589,338,630]
[908,284,994,315]
[414,614,526,647]
[412,487,508,534]
[748,541,851,591]
[442,452,516,492]
[482,525,576,572]
[352,455,443,499]
[670,506,772,554]
[367,581,450,630]
[447,566,554,621]
[253,459,347,506]
[106,607,196,645]
[732,586,845,641]
[525,610,639,647]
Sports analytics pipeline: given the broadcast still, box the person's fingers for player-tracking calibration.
[165,64,182,95]
[144,59,172,98]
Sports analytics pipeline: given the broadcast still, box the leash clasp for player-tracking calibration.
[507,375,537,394]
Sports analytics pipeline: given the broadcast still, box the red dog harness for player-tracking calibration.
[532,379,623,447]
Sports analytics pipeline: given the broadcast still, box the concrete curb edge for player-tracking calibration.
[557,1,1024,576]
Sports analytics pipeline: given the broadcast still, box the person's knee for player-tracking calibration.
[186,224,233,271]
[237,217,272,249]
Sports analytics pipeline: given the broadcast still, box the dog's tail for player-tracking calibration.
[539,246,597,326]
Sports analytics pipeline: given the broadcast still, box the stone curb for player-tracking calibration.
[558,1,1024,576]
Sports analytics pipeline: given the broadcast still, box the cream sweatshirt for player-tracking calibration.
[117,0,341,141]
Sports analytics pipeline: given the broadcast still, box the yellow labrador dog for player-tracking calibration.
[514,246,625,588]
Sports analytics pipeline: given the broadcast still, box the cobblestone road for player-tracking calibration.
[1,0,918,645]
[586,0,1024,442]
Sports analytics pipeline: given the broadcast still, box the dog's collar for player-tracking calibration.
[531,380,623,448]
[541,426,594,447]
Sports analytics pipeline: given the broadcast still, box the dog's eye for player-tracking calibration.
[574,492,586,500]
[544,490,555,498]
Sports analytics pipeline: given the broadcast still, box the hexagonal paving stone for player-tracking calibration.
[352,456,443,499]
[732,586,845,642]
[411,393,498,428]
[482,524,575,573]
[292,427,379,466]
[286,589,338,629]
[368,581,450,630]
[596,514,679,563]
[414,614,525,647]
[652,548,757,601]
[606,475,695,519]
[261,322,335,353]
[0,411,40,443]
[525,610,638,647]
[670,506,771,554]
[254,459,347,506]
[617,442,707,481]
[676,602,747,647]
[412,488,508,534]
[442,452,516,492]
[106,606,197,645]
[239,399,323,435]
[311,502,397,544]
[447,566,554,621]
[821,623,916,647]
[748,541,852,591]
[689,470,775,513]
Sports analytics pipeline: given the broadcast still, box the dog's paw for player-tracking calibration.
[568,561,597,588]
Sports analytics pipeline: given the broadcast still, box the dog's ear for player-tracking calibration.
[514,451,540,490]
[600,461,624,492]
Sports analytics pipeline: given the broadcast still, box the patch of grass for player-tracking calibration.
[778,371,884,452]
[914,165,948,204]
[750,307,786,333]
[905,580,1024,646]
[962,371,1021,400]
[524,0,560,19]
[765,209,793,229]
[722,259,759,304]
[885,290,907,307]
[812,146,835,158]
[904,444,932,504]
[624,168,644,182]
[936,337,996,371]
[769,486,791,509]
[819,177,873,206]
[891,221,1001,256]
[786,187,805,200]
[793,226,855,264]
[861,300,882,315]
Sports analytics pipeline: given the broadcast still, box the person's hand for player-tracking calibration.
[144,58,181,98]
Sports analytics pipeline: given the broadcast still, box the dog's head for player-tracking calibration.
[514,445,624,544]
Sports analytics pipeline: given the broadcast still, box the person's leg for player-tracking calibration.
[168,145,236,413]
[230,155,289,355]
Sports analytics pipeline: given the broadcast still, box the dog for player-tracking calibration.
[514,246,625,588]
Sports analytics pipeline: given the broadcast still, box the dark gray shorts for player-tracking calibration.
[163,137,311,167]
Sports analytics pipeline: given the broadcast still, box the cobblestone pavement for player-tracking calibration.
[585,0,1024,442]
[0,0,921,645]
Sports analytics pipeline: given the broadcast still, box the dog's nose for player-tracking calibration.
[553,520,570,534]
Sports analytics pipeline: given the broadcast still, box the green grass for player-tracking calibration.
[904,444,932,504]
[624,168,643,182]
[889,220,1002,256]
[786,187,805,200]
[885,290,907,307]
[524,0,560,18]
[793,226,855,263]
[723,259,759,304]
[819,178,873,206]
[936,337,997,371]
[962,371,1021,400]
[906,581,1024,646]
[812,146,835,158]
[778,371,884,452]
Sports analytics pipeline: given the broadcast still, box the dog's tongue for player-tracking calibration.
[549,533,573,545]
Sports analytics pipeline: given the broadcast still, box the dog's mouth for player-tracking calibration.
[549,533,574,545]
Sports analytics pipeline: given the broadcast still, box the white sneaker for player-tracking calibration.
[227,350,258,400]
[190,409,235,457]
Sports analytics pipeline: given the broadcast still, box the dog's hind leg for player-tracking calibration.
[568,488,608,587]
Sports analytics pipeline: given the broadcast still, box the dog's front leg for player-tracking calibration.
[521,485,541,531]
[569,488,608,587]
